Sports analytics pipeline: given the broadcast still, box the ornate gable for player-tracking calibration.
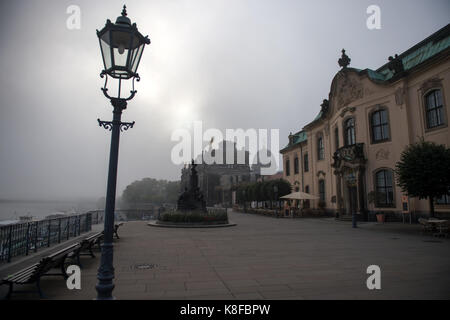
[331,70,364,111]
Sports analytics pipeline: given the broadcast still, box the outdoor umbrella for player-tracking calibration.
[280,192,319,200]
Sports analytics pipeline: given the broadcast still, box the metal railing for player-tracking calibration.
[0,211,104,263]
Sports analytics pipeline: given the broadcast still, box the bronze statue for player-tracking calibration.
[388,54,404,75]
[177,160,207,212]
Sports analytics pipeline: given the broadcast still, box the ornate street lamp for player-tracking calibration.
[95,5,150,300]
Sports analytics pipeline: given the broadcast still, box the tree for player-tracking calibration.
[395,140,450,218]
[274,179,292,199]
[122,178,180,205]
[235,179,291,209]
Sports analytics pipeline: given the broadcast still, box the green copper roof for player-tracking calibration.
[378,24,450,81]
[313,111,323,121]
[293,130,307,144]
[280,130,307,153]
[365,69,386,82]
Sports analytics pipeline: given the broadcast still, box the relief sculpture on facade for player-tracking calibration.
[375,148,390,161]
[334,71,364,109]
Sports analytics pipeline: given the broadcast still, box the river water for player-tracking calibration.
[0,200,100,222]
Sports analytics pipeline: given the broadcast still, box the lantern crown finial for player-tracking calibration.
[116,5,131,26]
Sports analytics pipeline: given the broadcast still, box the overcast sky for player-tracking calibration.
[0,0,448,201]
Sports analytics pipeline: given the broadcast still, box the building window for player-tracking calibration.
[304,185,310,208]
[436,190,450,205]
[294,156,299,175]
[317,136,324,160]
[285,159,290,176]
[334,127,339,151]
[344,118,356,146]
[304,153,309,172]
[371,109,390,143]
[375,169,394,207]
[318,180,325,202]
[425,89,445,129]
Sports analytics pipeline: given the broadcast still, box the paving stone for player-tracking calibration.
[3,211,449,300]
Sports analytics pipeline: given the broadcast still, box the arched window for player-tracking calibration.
[303,153,309,172]
[375,169,394,207]
[344,118,356,146]
[294,156,299,175]
[371,109,390,143]
[285,158,290,176]
[425,89,445,128]
[317,136,325,160]
[319,180,326,202]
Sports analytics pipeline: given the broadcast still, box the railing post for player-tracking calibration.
[58,218,62,243]
[34,222,38,253]
[7,225,13,263]
[67,218,70,240]
[25,223,31,256]
[47,220,51,247]
[86,213,91,231]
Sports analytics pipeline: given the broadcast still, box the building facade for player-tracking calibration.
[280,24,450,220]
[180,141,251,206]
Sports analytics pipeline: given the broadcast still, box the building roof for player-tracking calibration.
[305,24,450,128]
[377,23,450,81]
[280,130,307,154]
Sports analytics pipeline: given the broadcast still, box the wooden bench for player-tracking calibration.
[114,222,124,239]
[77,231,104,267]
[1,243,81,299]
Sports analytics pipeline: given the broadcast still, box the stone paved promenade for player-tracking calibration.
[2,211,450,300]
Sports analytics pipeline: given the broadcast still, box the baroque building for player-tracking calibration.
[280,24,450,220]
[180,141,251,206]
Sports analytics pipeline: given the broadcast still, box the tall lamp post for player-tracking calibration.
[95,5,150,300]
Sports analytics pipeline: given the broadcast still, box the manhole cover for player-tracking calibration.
[134,263,157,270]
[423,240,443,243]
